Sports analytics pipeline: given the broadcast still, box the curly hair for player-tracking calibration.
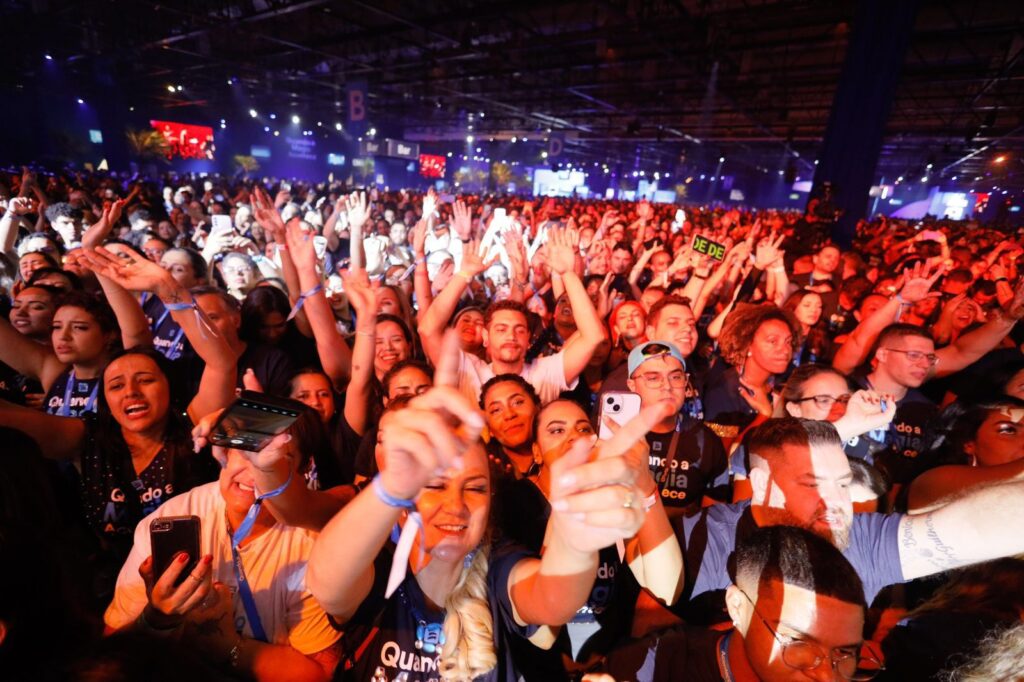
[942,620,1024,682]
[717,303,800,368]
[440,544,496,681]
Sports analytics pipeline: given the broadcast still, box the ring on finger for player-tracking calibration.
[189,572,204,583]
[622,491,636,510]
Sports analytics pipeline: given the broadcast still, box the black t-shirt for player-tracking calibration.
[701,362,764,440]
[44,369,100,417]
[333,541,536,682]
[143,294,195,362]
[853,377,941,486]
[646,418,728,509]
[600,625,723,682]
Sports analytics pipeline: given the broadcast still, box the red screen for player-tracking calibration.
[419,154,446,178]
[150,120,216,160]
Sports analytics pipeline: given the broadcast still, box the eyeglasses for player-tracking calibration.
[638,370,688,389]
[739,590,883,681]
[795,394,851,410]
[882,348,939,367]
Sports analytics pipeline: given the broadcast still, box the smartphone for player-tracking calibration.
[598,391,643,440]
[208,391,306,452]
[150,515,201,588]
[281,180,292,192]
[313,235,328,260]
[210,214,234,238]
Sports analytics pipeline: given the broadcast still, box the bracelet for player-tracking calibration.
[287,283,323,321]
[228,635,244,668]
[642,491,659,513]
[372,474,416,510]
[163,301,194,312]
[355,329,374,337]
[455,271,473,282]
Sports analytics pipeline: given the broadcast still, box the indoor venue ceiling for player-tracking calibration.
[5,0,1024,185]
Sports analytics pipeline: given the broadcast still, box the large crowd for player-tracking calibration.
[2,165,1024,681]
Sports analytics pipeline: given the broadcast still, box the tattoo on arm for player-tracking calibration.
[901,512,960,572]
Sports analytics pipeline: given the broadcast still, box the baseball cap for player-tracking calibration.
[627,341,686,377]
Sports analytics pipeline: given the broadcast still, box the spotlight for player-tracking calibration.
[447,152,452,157]
[269,113,277,120]
[249,109,257,118]
[541,151,548,159]
[368,127,376,137]
[317,121,322,127]
[719,157,725,163]
[291,114,300,124]
[176,85,183,92]
[44,54,53,61]
[76,98,84,104]
[335,122,342,131]
[921,176,928,183]
[167,85,176,93]
[511,136,517,143]
[995,155,1007,164]
[264,126,270,132]
[273,130,280,136]
[466,134,474,143]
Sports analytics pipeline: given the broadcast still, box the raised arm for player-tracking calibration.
[81,198,125,250]
[899,479,1024,580]
[509,403,667,626]
[416,237,494,365]
[933,279,1024,377]
[284,220,353,390]
[0,317,66,391]
[546,227,606,384]
[340,269,377,436]
[832,262,943,375]
[77,246,153,349]
[0,398,85,460]
[79,247,236,422]
[1,197,34,259]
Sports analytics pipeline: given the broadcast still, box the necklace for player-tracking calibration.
[397,583,446,654]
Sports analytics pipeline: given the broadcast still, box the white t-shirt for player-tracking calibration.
[104,482,339,656]
[457,348,575,405]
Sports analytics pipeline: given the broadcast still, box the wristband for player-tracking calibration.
[372,474,417,510]
[287,283,323,320]
[163,301,193,312]
[455,270,473,282]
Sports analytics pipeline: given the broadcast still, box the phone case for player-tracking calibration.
[208,391,306,452]
[598,392,643,440]
[151,516,201,587]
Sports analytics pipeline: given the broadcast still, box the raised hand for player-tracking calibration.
[421,188,437,222]
[377,331,485,500]
[284,217,318,274]
[5,196,34,215]
[546,226,580,276]
[346,192,370,233]
[501,227,529,285]
[834,390,897,439]
[412,216,428,257]
[192,408,295,474]
[452,199,473,240]
[78,245,175,296]
[339,268,376,317]
[548,403,670,554]
[251,186,286,242]
[898,261,944,303]
[459,237,499,277]
[754,233,786,269]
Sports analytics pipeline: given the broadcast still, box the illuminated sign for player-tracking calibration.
[250,146,271,158]
[89,129,103,144]
[150,120,215,160]
[327,153,346,166]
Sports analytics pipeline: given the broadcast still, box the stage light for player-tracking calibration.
[511,136,517,143]
[273,130,280,136]
[926,163,933,169]
[264,126,270,132]
[269,113,277,120]
[921,176,928,183]
[541,151,548,158]
[814,160,819,165]
[523,137,528,142]
[896,176,904,183]
[447,152,452,157]
[45,54,53,61]
[291,114,300,124]
[249,109,258,118]
[466,135,474,143]
[176,85,183,92]
[335,122,342,131]
[368,127,376,137]
[129,106,134,112]
[76,98,84,104]
[995,155,1006,164]
[167,85,176,93]
[220,121,226,129]
[952,176,958,181]
[719,157,725,163]
[476,147,481,153]
[317,121,322,127]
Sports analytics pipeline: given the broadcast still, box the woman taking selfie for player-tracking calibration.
[306,335,661,682]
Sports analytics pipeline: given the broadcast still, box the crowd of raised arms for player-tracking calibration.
[4,165,1024,682]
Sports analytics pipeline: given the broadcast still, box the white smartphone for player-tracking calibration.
[210,214,234,238]
[493,207,507,224]
[597,391,643,440]
[313,236,328,260]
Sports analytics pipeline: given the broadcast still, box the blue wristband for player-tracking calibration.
[372,474,416,510]
[164,301,193,312]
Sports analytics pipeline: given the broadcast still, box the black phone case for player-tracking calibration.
[207,390,306,452]
[150,515,201,587]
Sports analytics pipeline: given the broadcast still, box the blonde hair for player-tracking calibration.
[439,545,496,681]
[943,621,1024,681]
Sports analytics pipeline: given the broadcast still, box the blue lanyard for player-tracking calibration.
[228,471,292,643]
[59,370,98,417]
[718,630,735,681]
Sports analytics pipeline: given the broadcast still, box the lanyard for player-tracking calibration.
[59,370,98,417]
[153,308,186,361]
[718,631,735,681]
[228,471,292,642]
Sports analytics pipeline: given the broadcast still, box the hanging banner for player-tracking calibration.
[345,80,368,134]
[548,132,565,158]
